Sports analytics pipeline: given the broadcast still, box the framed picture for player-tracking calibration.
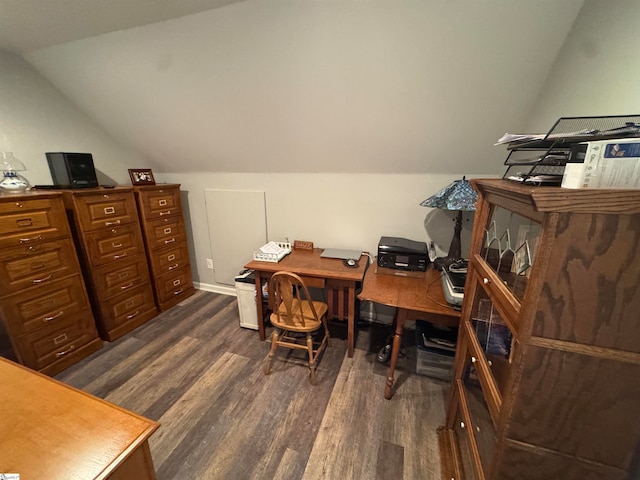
[128,168,155,185]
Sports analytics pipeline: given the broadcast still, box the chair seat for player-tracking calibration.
[270,299,328,332]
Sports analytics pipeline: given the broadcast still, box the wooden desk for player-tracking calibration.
[245,248,366,358]
[358,267,461,399]
[0,358,159,479]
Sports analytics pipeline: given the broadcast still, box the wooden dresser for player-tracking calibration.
[0,357,159,479]
[133,184,195,311]
[438,179,640,480]
[0,191,102,375]
[61,187,158,341]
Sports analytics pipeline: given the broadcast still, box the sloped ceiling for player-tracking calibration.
[4,1,585,174]
[0,0,247,53]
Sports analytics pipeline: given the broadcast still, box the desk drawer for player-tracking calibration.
[1,275,90,336]
[0,198,69,248]
[143,216,187,251]
[298,275,325,289]
[150,243,191,275]
[83,223,145,266]
[0,238,79,293]
[15,309,98,370]
[92,257,151,300]
[155,266,194,304]
[72,191,138,231]
[137,186,182,219]
[96,283,156,333]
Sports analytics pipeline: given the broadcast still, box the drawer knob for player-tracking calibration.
[127,310,140,320]
[174,288,184,295]
[114,253,128,260]
[105,220,121,226]
[165,238,176,244]
[120,282,134,290]
[471,356,477,363]
[460,421,466,429]
[488,360,493,366]
[159,210,172,216]
[169,264,179,270]
[483,277,490,284]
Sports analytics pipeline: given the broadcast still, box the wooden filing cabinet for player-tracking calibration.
[61,187,158,341]
[0,191,102,375]
[133,184,195,311]
[438,179,640,480]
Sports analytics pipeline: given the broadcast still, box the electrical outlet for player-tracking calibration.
[206,258,214,269]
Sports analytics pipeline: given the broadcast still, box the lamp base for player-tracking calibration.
[0,171,30,193]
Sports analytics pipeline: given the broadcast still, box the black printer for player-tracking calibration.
[377,236,429,272]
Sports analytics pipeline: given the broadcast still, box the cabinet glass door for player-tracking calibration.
[469,288,515,398]
[460,349,497,477]
[479,206,540,302]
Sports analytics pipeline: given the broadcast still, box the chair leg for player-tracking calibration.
[306,333,317,385]
[264,329,280,376]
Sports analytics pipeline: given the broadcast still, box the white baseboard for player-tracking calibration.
[195,282,236,296]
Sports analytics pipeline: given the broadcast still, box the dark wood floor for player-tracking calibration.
[56,290,449,479]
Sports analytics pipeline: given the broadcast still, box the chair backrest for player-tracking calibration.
[269,271,322,328]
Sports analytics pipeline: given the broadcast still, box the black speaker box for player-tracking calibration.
[46,152,99,188]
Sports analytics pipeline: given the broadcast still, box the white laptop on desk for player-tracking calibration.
[320,248,362,260]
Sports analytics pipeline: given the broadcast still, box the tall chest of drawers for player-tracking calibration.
[61,187,158,341]
[133,184,195,311]
[0,191,102,375]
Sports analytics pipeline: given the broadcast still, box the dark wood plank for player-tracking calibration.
[55,290,449,479]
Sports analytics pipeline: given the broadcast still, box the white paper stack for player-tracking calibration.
[562,139,640,189]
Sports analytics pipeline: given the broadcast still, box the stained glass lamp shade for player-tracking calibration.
[420,176,477,268]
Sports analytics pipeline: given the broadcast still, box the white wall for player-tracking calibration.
[23,0,583,176]
[0,50,157,186]
[156,171,482,291]
[526,0,640,131]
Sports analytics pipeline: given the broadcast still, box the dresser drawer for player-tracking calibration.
[92,257,151,300]
[0,275,89,336]
[0,198,70,249]
[14,309,98,371]
[83,223,146,266]
[137,186,182,219]
[72,191,138,231]
[150,242,191,275]
[143,215,187,251]
[96,284,156,333]
[155,266,193,304]
[0,238,80,294]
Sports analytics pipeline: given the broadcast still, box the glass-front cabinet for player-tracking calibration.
[437,179,640,480]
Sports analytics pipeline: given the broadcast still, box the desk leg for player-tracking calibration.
[254,274,266,341]
[347,282,355,358]
[385,308,408,400]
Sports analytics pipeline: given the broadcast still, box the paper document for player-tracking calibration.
[561,139,640,189]
[494,133,545,146]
